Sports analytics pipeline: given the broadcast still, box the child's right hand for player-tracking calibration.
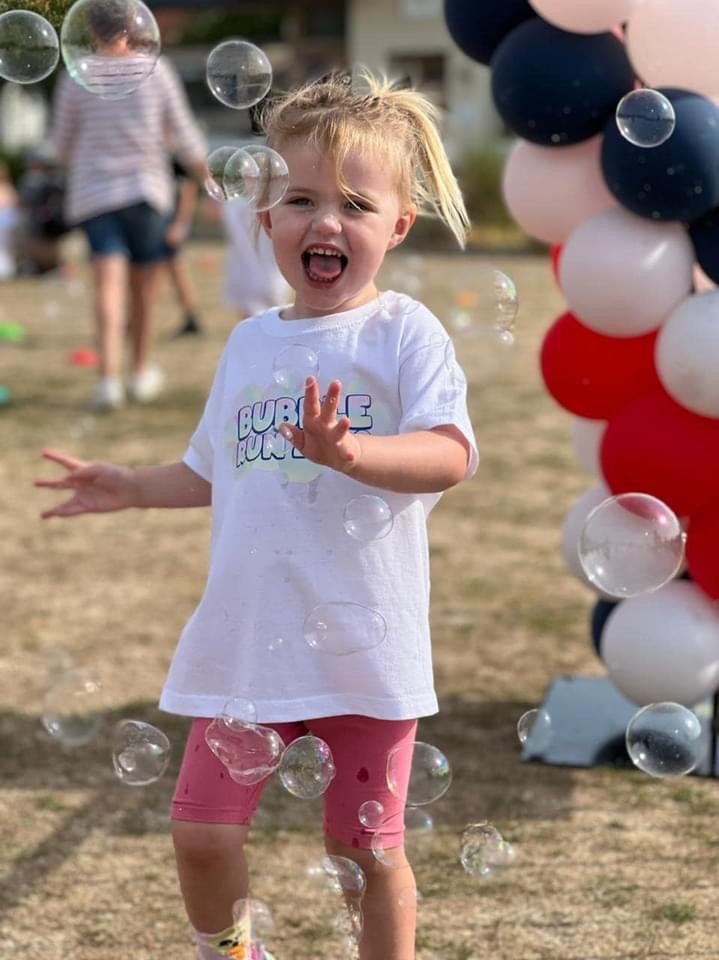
[35,449,137,519]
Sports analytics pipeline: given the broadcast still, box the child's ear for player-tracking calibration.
[387,207,417,251]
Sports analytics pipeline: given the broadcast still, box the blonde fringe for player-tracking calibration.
[260,69,470,249]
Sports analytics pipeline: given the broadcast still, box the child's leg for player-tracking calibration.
[324,835,416,960]
[310,715,418,960]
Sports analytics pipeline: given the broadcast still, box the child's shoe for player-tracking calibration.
[127,364,165,403]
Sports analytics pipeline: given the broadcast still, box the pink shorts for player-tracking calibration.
[171,715,418,850]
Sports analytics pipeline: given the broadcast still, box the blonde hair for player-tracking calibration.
[259,70,470,249]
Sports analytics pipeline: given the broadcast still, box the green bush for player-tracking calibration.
[458,144,514,228]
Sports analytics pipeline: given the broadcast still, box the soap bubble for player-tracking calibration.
[358,799,384,829]
[240,144,289,212]
[460,822,514,878]
[322,855,367,899]
[625,702,703,778]
[42,670,104,746]
[222,148,262,203]
[387,740,452,807]
[205,715,283,785]
[206,39,272,109]
[517,708,553,752]
[616,89,676,148]
[221,696,257,727]
[61,0,160,99]
[578,492,685,598]
[205,145,255,202]
[231,897,274,944]
[0,10,59,84]
[448,267,518,340]
[343,495,394,541]
[278,734,336,799]
[272,344,319,393]
[303,602,387,656]
[111,719,171,786]
[371,808,434,868]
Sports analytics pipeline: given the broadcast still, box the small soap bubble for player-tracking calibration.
[387,740,452,807]
[42,670,104,746]
[206,39,272,109]
[223,148,262,203]
[232,897,274,943]
[240,145,289,212]
[303,602,387,656]
[60,0,160,99]
[205,716,283,785]
[278,734,336,799]
[205,145,242,202]
[221,696,257,727]
[322,855,367,899]
[616,89,676,148]
[578,493,685,598]
[626,702,703,778]
[358,799,384,829]
[0,10,59,84]
[272,344,319,393]
[448,267,518,339]
[460,821,510,877]
[111,719,171,786]
[517,708,553,752]
[343,495,394,541]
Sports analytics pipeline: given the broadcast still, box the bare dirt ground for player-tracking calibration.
[1,240,717,960]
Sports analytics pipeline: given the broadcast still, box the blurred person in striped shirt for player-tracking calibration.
[51,1,207,411]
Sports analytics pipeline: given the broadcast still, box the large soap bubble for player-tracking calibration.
[625,702,703,778]
[206,40,272,109]
[61,0,160,99]
[0,10,59,84]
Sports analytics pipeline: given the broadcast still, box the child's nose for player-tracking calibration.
[314,212,342,234]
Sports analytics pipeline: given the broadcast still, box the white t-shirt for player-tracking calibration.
[159,291,478,723]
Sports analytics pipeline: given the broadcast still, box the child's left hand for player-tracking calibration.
[279,377,361,474]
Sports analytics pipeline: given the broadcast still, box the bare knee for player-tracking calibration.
[324,833,408,877]
[172,820,249,871]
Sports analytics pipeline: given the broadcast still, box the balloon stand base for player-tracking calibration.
[520,675,718,778]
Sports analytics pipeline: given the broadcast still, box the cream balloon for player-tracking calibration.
[655,291,719,418]
[560,484,615,598]
[569,417,606,478]
[530,0,638,34]
[559,208,694,336]
[602,580,719,706]
[627,0,719,100]
[502,137,615,245]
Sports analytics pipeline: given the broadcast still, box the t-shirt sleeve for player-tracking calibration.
[397,324,479,479]
[182,342,230,481]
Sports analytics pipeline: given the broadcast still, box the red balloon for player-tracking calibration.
[540,311,662,419]
[687,503,719,599]
[601,390,719,517]
[549,244,563,286]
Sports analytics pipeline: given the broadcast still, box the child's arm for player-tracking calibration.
[279,378,469,494]
[36,450,211,519]
[164,176,198,248]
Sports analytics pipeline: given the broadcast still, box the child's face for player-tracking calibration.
[260,140,416,319]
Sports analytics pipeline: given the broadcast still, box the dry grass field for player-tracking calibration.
[1,240,718,960]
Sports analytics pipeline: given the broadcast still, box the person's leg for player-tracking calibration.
[127,259,163,375]
[311,715,419,960]
[92,253,127,381]
[167,252,204,333]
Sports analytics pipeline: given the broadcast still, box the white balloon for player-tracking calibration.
[530,0,638,34]
[560,484,616,597]
[655,291,719,418]
[602,580,719,706]
[627,0,719,100]
[502,137,615,245]
[559,208,694,336]
[569,417,606,478]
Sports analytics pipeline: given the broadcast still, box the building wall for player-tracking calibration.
[347,0,502,158]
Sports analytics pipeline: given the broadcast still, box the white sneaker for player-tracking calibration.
[88,377,125,411]
[127,365,165,403]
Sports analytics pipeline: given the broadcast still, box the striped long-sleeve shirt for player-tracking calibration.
[51,55,207,226]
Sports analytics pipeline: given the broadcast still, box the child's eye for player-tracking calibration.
[345,198,371,213]
[288,196,311,206]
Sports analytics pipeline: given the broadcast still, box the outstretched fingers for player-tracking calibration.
[319,380,342,424]
[41,449,87,472]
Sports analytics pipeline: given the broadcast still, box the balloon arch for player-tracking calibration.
[444,0,719,711]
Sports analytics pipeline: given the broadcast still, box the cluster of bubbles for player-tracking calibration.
[459,822,516,878]
[615,88,676,149]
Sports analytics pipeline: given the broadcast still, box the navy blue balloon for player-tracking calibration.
[490,20,635,146]
[602,89,719,222]
[590,597,619,659]
[689,208,719,283]
[443,0,535,67]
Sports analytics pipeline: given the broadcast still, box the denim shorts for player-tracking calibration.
[80,201,170,265]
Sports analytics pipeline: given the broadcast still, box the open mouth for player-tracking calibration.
[302,246,348,284]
